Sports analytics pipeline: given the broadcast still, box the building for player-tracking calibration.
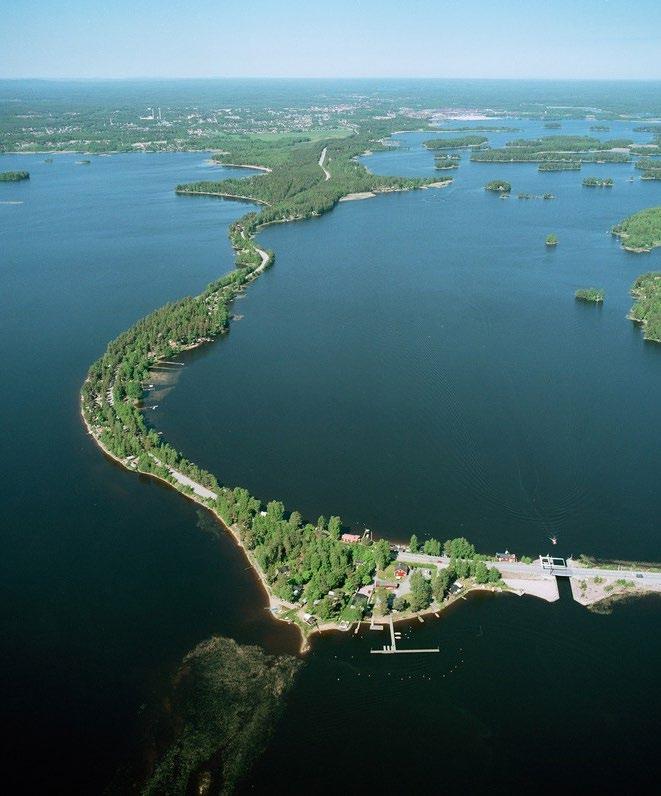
[341,533,361,543]
[394,563,409,580]
[448,581,464,596]
[495,550,517,563]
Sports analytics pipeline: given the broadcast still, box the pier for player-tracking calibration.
[370,614,439,655]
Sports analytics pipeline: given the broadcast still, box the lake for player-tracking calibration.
[1,118,660,791]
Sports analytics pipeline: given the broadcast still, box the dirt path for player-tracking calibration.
[319,147,330,180]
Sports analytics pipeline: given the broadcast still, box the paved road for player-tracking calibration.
[397,551,661,583]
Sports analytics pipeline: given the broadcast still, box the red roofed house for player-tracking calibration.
[394,563,409,580]
[341,533,361,543]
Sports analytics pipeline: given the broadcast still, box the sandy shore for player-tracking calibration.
[175,188,270,205]
[339,191,376,201]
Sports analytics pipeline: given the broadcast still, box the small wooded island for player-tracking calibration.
[583,176,613,187]
[575,287,604,303]
[546,233,559,246]
[485,179,511,193]
[434,155,460,170]
[0,170,29,181]
[424,135,488,149]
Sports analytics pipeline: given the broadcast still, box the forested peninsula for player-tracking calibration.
[628,272,661,343]
[610,208,661,343]
[612,207,661,253]
[81,127,660,650]
[80,127,455,646]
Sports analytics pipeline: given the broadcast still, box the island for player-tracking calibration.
[471,135,634,164]
[612,206,661,252]
[575,287,604,303]
[519,192,555,200]
[434,155,460,170]
[628,272,661,343]
[582,176,613,187]
[423,135,488,149]
[434,125,520,133]
[0,170,29,181]
[485,179,511,193]
[546,233,558,246]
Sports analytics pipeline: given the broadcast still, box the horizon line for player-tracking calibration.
[2,76,661,83]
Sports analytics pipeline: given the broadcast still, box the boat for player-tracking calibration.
[549,535,557,545]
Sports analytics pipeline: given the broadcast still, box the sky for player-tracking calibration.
[2,0,661,80]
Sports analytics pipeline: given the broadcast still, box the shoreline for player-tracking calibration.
[80,149,658,658]
[79,154,452,654]
[81,398,305,648]
[176,188,271,205]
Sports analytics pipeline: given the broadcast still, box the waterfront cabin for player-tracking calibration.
[394,563,409,580]
[341,532,361,543]
[448,581,464,596]
[495,550,517,563]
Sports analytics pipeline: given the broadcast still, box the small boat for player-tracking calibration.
[549,535,557,545]
[152,405,159,410]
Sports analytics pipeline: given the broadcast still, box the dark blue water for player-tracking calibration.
[0,152,299,791]
[1,120,660,793]
[156,120,661,561]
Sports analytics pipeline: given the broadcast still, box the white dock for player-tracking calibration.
[370,614,439,654]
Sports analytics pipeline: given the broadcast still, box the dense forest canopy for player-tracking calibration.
[628,272,661,343]
[613,207,661,252]
[423,135,487,149]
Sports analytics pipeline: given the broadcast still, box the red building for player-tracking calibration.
[394,563,410,580]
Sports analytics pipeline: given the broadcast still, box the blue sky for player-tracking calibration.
[3,0,661,79]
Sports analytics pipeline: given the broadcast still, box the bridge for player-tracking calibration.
[396,551,661,605]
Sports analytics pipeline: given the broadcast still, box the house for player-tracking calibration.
[495,550,517,563]
[394,563,409,580]
[448,581,464,596]
[341,533,361,543]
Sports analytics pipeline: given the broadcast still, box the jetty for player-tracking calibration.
[370,614,439,655]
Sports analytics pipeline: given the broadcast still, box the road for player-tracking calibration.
[397,551,661,584]
[319,147,330,180]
